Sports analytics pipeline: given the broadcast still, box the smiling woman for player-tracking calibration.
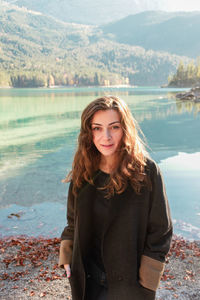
[59,95,173,300]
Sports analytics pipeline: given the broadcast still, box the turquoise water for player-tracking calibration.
[0,87,200,240]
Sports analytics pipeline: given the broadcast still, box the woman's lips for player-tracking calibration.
[101,144,114,148]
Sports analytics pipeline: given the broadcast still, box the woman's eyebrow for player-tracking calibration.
[109,121,120,125]
[91,121,120,126]
[91,123,103,126]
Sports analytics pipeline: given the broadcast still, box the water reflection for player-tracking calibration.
[1,87,200,179]
[176,99,200,116]
[0,86,188,98]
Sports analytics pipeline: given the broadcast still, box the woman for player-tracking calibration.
[59,96,173,300]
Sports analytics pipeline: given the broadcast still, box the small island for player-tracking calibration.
[166,59,200,102]
[168,59,200,89]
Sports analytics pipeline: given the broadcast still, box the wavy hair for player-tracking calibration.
[64,96,150,197]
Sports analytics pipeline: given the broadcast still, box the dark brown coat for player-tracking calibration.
[59,158,173,300]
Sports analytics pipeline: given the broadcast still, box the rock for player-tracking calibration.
[176,92,195,99]
[176,87,200,101]
[191,86,200,92]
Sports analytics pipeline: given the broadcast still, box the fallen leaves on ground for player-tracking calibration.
[161,235,200,290]
[0,236,61,282]
[1,234,199,297]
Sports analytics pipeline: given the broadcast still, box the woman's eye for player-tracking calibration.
[111,125,120,130]
[92,127,101,131]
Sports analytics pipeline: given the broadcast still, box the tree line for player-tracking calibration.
[0,70,129,88]
[168,58,200,87]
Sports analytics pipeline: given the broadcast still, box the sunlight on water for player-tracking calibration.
[1,118,79,147]
[160,152,200,172]
[160,152,200,240]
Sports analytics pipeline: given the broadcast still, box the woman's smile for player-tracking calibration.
[101,144,114,147]
[91,109,123,161]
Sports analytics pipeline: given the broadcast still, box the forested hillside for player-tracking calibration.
[102,11,200,58]
[0,2,191,87]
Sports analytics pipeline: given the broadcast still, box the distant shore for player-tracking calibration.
[0,84,135,89]
[2,84,193,90]
[0,235,199,299]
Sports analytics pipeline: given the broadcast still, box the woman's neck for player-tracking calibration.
[99,155,118,174]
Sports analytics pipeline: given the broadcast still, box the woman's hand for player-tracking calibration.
[64,264,71,278]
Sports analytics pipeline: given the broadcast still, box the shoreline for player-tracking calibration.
[0,85,135,90]
[0,235,200,299]
[0,85,187,90]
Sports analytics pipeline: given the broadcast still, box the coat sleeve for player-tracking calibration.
[58,181,75,268]
[139,160,173,291]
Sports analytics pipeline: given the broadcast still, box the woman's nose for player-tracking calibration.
[104,128,111,139]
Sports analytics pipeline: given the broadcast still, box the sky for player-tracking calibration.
[5,0,200,12]
[2,0,200,25]
[161,0,200,11]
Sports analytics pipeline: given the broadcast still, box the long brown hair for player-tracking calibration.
[64,96,150,197]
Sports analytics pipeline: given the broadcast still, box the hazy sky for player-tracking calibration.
[161,0,200,11]
[3,0,200,25]
[6,0,200,12]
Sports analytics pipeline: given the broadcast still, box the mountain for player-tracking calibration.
[102,11,200,58]
[0,2,191,87]
[2,0,187,25]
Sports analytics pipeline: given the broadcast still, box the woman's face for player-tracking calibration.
[91,109,123,160]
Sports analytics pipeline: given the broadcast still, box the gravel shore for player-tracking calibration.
[0,235,199,300]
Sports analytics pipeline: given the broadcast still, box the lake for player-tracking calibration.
[0,87,200,240]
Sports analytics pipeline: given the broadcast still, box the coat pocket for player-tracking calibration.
[137,282,156,300]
